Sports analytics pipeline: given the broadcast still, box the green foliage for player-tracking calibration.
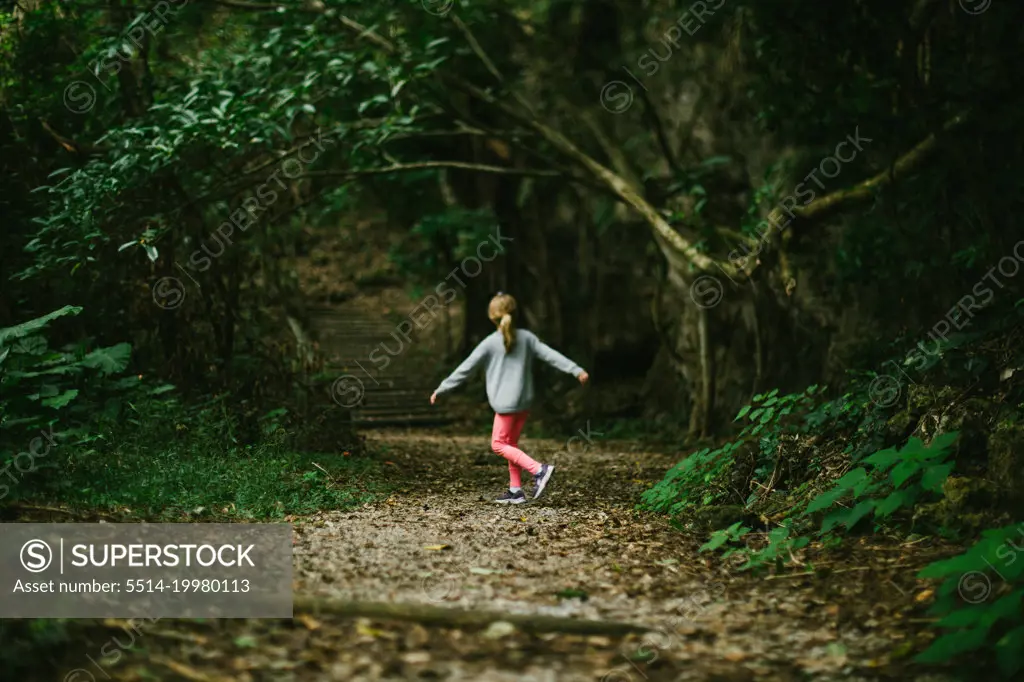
[915,523,1024,676]
[699,521,751,553]
[807,433,958,534]
[640,384,825,514]
[643,371,959,569]
[0,309,367,519]
[11,392,384,519]
[0,307,148,492]
[0,618,72,678]
[389,207,499,287]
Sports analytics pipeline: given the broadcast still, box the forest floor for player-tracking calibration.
[49,427,958,682]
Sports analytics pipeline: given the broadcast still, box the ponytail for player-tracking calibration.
[489,293,517,353]
[499,313,516,353]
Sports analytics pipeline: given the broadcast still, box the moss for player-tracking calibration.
[691,504,753,531]
[910,384,957,410]
[987,421,1024,498]
[913,476,1002,535]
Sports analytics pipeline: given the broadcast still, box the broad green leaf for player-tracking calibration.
[699,530,732,553]
[928,431,960,453]
[915,627,988,664]
[806,487,846,515]
[996,626,1024,675]
[0,306,83,347]
[980,589,1024,630]
[936,605,986,628]
[835,467,868,489]
[875,490,909,517]
[863,447,900,470]
[41,389,79,409]
[890,460,921,488]
[842,499,877,529]
[920,462,954,492]
[80,343,132,375]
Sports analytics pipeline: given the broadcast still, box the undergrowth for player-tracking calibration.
[641,317,1024,676]
[2,307,386,521]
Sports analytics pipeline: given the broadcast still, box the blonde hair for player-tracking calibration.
[488,293,517,353]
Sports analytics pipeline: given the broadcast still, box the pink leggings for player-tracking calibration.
[491,411,541,488]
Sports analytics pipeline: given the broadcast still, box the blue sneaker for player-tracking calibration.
[494,489,526,504]
[532,464,555,499]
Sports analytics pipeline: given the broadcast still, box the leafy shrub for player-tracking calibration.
[641,384,827,514]
[0,306,148,500]
[915,523,1024,676]
[805,432,958,534]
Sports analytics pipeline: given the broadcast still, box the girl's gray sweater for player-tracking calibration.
[434,329,583,414]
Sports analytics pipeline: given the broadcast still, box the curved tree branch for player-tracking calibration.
[770,110,970,229]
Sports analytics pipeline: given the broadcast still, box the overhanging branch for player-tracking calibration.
[328,7,729,276]
[765,110,971,230]
[300,161,562,179]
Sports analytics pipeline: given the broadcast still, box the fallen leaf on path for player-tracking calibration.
[356,621,392,638]
[405,624,430,648]
[482,621,517,639]
[402,651,432,664]
[150,655,230,682]
[296,613,321,630]
[423,544,451,551]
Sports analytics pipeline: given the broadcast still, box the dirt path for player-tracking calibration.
[52,428,955,682]
[282,428,948,682]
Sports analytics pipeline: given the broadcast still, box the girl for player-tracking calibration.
[430,293,589,504]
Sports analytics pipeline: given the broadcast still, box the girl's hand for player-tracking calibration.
[577,371,589,386]
[430,392,437,404]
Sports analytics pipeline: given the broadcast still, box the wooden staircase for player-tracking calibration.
[308,306,452,428]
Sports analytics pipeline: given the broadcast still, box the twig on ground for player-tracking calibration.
[292,597,650,636]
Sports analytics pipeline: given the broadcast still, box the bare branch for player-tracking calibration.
[300,161,562,179]
[449,77,724,274]
[773,110,971,228]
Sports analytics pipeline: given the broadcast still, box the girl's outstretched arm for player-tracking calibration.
[431,340,490,402]
[530,334,587,380]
